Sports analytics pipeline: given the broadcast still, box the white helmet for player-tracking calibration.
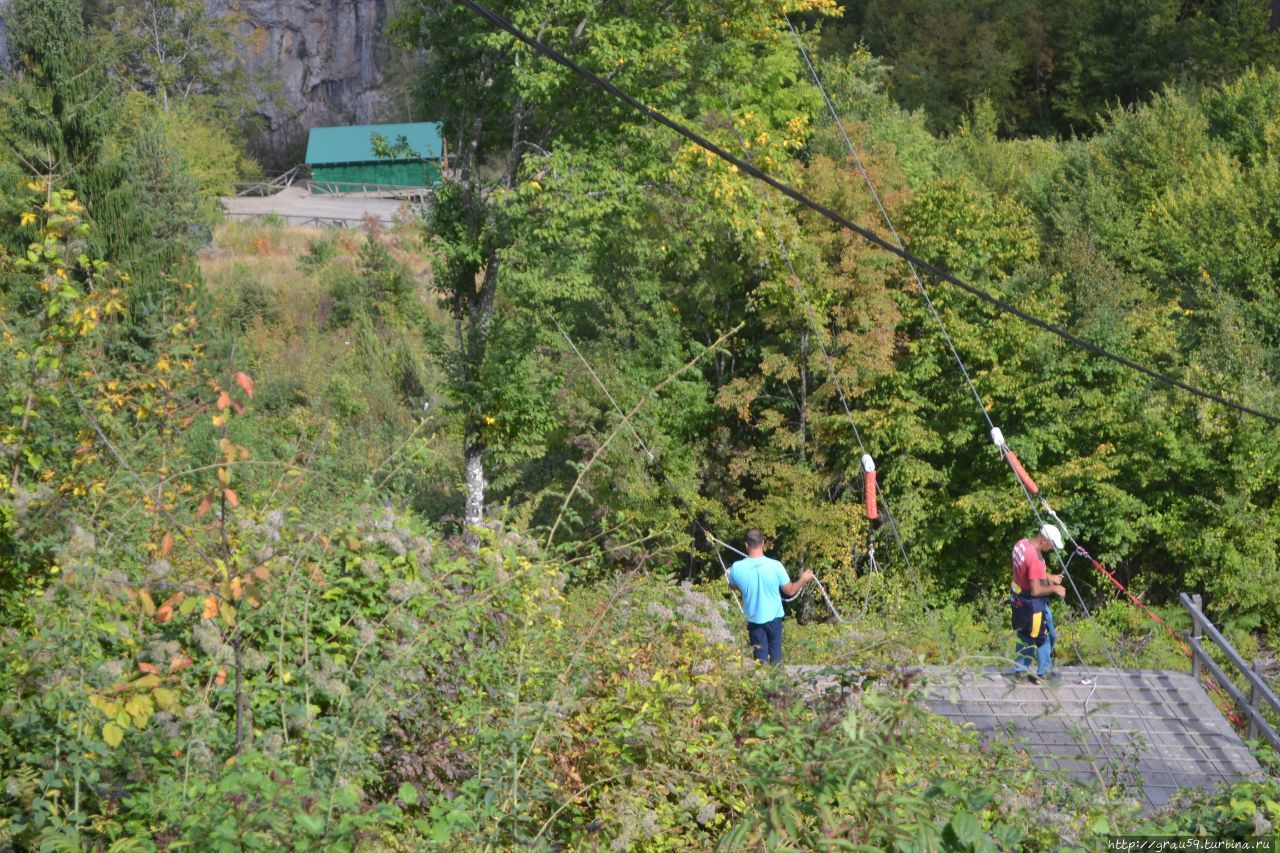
[1039,523,1064,551]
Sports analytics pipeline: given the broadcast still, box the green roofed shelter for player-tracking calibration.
[305,122,444,192]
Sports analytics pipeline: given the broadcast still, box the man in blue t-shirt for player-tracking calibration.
[727,529,814,664]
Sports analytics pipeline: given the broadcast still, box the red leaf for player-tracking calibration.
[168,655,192,674]
[138,662,160,675]
[214,668,227,686]
[235,371,255,399]
[216,391,231,412]
[223,488,239,508]
[159,531,174,557]
[197,493,213,517]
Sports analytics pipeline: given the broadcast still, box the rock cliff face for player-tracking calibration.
[213,0,401,168]
[0,0,11,71]
[1,0,403,167]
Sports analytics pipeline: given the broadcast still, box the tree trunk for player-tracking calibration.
[464,436,486,534]
[1271,0,1280,33]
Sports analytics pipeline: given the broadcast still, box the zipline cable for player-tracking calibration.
[453,0,1280,428]
[782,16,1174,779]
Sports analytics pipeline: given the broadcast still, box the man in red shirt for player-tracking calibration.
[1010,524,1066,683]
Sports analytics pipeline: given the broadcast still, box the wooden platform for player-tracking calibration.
[922,666,1263,811]
[791,664,1262,811]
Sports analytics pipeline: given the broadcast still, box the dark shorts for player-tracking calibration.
[747,617,784,664]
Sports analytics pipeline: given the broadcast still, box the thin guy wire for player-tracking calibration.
[784,16,996,434]
[713,85,926,612]
[454,0,1280,427]
[555,316,839,617]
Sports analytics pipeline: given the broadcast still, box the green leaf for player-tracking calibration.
[397,781,419,806]
[948,812,983,847]
[295,812,324,834]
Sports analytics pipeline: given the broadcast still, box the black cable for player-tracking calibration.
[453,0,1280,427]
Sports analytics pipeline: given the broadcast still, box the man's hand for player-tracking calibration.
[1048,574,1063,585]
[1055,586,1067,598]
[782,570,816,598]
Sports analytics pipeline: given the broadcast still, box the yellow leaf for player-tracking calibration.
[219,601,237,627]
[153,688,179,713]
[20,211,38,227]
[124,693,153,726]
[102,722,124,748]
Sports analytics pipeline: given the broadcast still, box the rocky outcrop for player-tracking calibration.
[0,0,11,71]
[0,0,405,167]
[213,0,403,168]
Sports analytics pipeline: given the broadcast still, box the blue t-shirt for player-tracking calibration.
[728,556,791,624]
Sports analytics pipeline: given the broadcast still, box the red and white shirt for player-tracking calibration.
[1011,538,1046,595]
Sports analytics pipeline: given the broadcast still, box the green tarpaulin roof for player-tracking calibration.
[305,122,443,165]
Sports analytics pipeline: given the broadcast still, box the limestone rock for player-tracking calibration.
[212,0,402,166]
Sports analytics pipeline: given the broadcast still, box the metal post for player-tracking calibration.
[1249,659,1263,741]
[1190,594,1203,680]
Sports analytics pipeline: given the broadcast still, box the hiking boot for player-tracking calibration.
[1019,671,1042,685]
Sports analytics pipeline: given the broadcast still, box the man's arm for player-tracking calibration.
[781,569,815,598]
[1034,576,1066,598]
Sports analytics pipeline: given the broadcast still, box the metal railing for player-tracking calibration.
[1181,592,1280,750]
[233,166,301,197]
[305,180,433,202]
[221,211,381,228]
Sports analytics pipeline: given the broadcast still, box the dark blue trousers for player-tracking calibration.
[747,617,784,664]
